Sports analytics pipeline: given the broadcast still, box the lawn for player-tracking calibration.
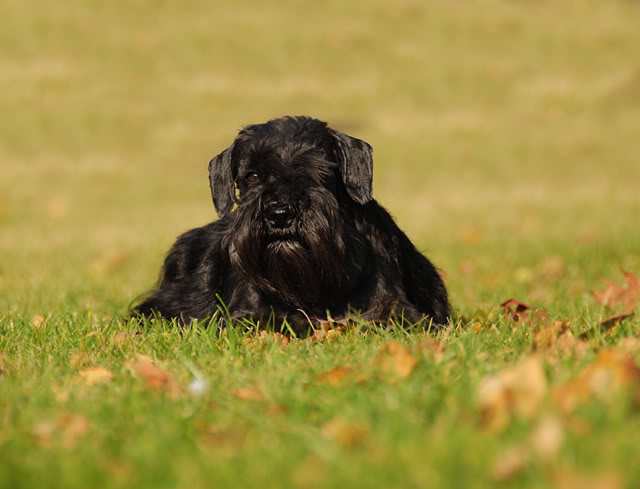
[1,1,640,488]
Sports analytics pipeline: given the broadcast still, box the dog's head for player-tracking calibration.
[208,116,373,307]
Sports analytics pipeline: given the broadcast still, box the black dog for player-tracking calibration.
[134,116,449,333]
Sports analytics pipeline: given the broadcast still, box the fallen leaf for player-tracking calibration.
[133,353,154,364]
[477,355,547,431]
[232,387,264,401]
[32,420,57,446]
[534,320,571,350]
[618,337,640,353]
[591,271,640,310]
[267,404,288,416]
[195,422,246,449]
[322,419,368,447]
[0,351,4,376]
[31,314,45,329]
[129,359,180,399]
[246,331,290,350]
[500,299,549,324]
[57,414,90,448]
[534,321,588,359]
[599,311,634,331]
[376,342,417,380]
[70,352,89,369]
[530,416,564,461]
[491,446,529,481]
[552,349,640,413]
[315,366,352,386]
[79,367,113,386]
[415,338,445,363]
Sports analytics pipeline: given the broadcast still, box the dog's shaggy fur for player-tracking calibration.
[134,116,449,332]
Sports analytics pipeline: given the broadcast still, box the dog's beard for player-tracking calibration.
[230,192,345,308]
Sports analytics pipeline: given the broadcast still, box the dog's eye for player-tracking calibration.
[245,172,259,184]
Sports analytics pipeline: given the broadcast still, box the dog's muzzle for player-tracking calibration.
[265,202,295,229]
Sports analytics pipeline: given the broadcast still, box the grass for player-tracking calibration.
[1,0,640,487]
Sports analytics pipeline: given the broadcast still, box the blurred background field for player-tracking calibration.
[1,0,640,317]
[3,3,640,489]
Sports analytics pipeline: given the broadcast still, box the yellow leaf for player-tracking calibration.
[477,356,546,431]
[70,352,89,369]
[322,419,368,447]
[491,446,529,481]
[130,359,180,399]
[31,314,45,329]
[552,349,640,413]
[315,366,352,386]
[79,367,113,386]
[232,387,264,401]
[530,416,564,461]
[377,342,417,380]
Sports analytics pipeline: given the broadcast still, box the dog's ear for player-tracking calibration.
[208,143,237,218]
[330,129,374,204]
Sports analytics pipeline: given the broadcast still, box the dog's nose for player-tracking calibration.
[266,203,295,229]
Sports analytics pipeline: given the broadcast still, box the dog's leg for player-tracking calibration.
[400,244,450,326]
[133,223,231,323]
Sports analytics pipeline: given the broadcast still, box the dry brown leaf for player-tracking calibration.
[530,416,564,461]
[57,414,90,448]
[31,314,45,329]
[552,349,640,413]
[267,404,288,416]
[534,321,588,359]
[477,355,547,431]
[534,320,571,350]
[79,367,113,386]
[129,359,180,399]
[32,419,57,446]
[195,421,246,448]
[591,271,640,310]
[315,366,352,386]
[70,352,89,369]
[246,331,290,350]
[415,338,445,363]
[376,342,417,380]
[309,328,327,342]
[500,299,549,324]
[0,351,4,376]
[618,337,640,353]
[600,311,634,331]
[133,353,154,364]
[232,387,264,401]
[322,419,368,447]
[307,322,346,343]
[491,446,529,481]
